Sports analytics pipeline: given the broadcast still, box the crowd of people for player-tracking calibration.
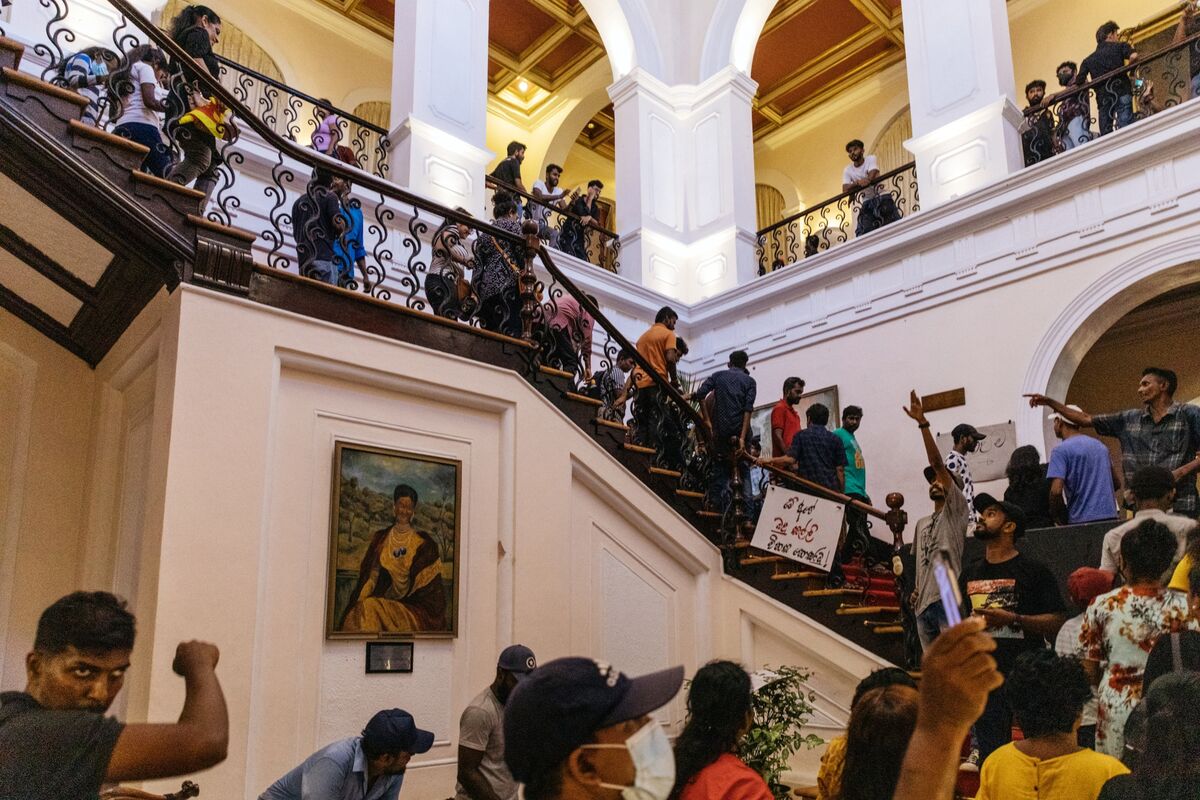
[9,585,1196,800]
[1020,14,1200,166]
[488,141,612,266]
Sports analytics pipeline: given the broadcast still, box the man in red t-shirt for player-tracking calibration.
[770,376,805,457]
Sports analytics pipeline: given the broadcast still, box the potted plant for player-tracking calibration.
[742,666,824,800]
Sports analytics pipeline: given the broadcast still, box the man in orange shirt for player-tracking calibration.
[770,377,805,457]
[631,306,680,455]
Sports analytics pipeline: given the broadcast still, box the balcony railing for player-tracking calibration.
[215,55,390,179]
[485,175,620,274]
[1021,29,1200,165]
[755,162,919,275]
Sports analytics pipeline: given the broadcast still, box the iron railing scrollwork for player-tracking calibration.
[485,175,620,274]
[1021,29,1200,166]
[214,55,390,179]
[755,162,918,275]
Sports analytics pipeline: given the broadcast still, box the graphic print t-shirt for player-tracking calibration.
[959,553,1066,673]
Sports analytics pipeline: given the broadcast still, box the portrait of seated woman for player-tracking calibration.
[338,483,447,633]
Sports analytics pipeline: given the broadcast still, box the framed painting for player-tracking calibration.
[326,442,461,639]
[750,385,840,455]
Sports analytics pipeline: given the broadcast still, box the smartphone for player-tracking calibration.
[932,550,963,628]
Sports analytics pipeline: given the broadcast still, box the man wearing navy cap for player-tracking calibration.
[259,708,434,800]
[503,657,683,800]
[946,423,986,522]
[456,645,537,800]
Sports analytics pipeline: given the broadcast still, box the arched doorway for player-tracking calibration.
[1019,241,1200,453]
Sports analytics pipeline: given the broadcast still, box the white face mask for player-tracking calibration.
[583,723,676,800]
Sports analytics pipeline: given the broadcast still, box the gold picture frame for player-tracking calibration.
[325,442,462,639]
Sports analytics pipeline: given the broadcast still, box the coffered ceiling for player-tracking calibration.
[318,0,908,148]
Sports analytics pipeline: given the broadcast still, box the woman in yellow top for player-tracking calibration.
[975,649,1127,800]
[339,484,447,633]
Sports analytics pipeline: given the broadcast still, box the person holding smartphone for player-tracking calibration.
[903,391,970,653]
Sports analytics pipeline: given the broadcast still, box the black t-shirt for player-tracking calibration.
[0,691,124,800]
[1003,476,1053,529]
[167,26,219,124]
[490,157,522,189]
[1079,41,1135,95]
[959,552,1066,674]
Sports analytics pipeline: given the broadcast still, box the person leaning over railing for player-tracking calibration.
[559,180,604,262]
[1077,21,1139,137]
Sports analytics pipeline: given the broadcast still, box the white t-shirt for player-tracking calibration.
[842,154,880,198]
[530,179,566,224]
[114,61,163,128]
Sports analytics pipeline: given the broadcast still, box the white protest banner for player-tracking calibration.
[749,484,844,572]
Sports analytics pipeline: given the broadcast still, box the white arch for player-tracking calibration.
[578,0,664,80]
[541,77,614,174]
[699,0,775,82]
[1018,236,1200,453]
[753,167,801,212]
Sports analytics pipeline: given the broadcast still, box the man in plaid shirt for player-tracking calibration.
[1027,367,1200,516]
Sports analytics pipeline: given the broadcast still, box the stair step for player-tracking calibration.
[674,489,704,499]
[802,588,863,597]
[594,418,629,432]
[649,467,682,478]
[132,171,206,201]
[67,119,149,156]
[186,214,258,243]
[730,537,751,549]
[696,510,722,519]
[2,67,89,109]
[872,625,904,635]
[740,555,785,566]
[565,391,602,407]
[770,570,824,581]
[622,443,655,455]
[836,605,899,616]
[538,364,573,379]
[0,38,25,71]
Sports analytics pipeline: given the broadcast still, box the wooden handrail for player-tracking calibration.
[744,457,889,520]
[534,247,709,443]
[104,0,524,248]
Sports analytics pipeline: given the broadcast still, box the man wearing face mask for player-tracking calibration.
[958,494,1067,762]
[456,645,538,800]
[504,657,683,800]
[1053,61,1093,151]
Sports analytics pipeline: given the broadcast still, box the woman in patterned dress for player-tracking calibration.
[1080,519,1198,756]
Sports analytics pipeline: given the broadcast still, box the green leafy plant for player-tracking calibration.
[741,666,824,800]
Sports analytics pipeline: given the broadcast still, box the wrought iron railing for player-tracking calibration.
[22,0,915,658]
[1021,29,1200,165]
[755,162,918,275]
[485,175,620,274]
[215,55,390,179]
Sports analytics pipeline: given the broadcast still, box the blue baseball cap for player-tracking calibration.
[362,709,434,755]
[503,657,683,783]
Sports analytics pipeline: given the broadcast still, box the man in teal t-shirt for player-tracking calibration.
[834,405,867,500]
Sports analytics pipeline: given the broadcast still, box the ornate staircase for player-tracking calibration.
[0,5,918,667]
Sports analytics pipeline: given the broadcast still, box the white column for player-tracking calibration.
[900,0,1023,209]
[610,67,758,303]
[388,0,493,215]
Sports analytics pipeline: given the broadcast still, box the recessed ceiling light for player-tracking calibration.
[587,122,595,128]
[517,78,529,92]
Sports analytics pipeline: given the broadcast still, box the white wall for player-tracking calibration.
[102,286,885,798]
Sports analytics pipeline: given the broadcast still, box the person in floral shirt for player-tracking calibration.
[1080,519,1198,756]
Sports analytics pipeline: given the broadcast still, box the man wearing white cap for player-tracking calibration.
[1046,404,1120,525]
[456,645,537,800]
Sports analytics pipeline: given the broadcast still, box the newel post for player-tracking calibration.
[519,219,541,344]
